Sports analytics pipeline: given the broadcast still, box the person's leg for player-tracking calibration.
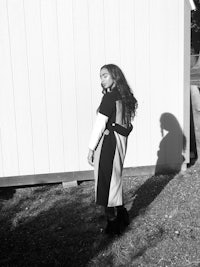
[116,205,129,227]
[104,207,116,221]
[104,206,129,235]
[104,207,120,235]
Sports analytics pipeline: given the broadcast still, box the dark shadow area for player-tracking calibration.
[155,113,186,175]
[128,174,175,219]
[0,183,61,201]
[189,93,198,166]
[0,182,116,267]
[129,113,187,220]
[0,187,16,200]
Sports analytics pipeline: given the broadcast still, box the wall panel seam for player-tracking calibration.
[102,0,106,63]
[86,0,93,128]
[6,0,20,175]
[118,0,121,65]
[39,0,51,172]
[148,0,153,165]
[55,0,66,171]
[71,0,80,170]
[132,0,138,165]
[23,0,35,174]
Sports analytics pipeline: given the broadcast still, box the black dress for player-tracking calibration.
[89,88,132,207]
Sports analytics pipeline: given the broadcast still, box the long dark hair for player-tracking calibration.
[101,64,138,123]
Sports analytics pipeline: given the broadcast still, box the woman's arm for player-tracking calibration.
[88,112,108,151]
[87,112,108,166]
[88,93,114,166]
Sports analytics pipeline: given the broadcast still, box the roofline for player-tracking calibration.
[189,0,196,10]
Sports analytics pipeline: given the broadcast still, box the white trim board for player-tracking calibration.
[189,0,196,10]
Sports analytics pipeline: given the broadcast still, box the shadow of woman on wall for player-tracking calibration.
[129,113,187,219]
[155,112,186,175]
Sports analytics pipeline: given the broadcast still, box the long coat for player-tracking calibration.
[89,88,132,207]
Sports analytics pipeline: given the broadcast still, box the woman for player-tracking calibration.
[87,64,138,235]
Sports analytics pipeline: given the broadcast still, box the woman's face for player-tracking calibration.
[100,68,115,89]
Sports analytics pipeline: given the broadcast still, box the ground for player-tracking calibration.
[0,102,200,267]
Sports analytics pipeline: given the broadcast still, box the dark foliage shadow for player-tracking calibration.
[129,113,187,220]
[0,183,58,201]
[0,187,16,200]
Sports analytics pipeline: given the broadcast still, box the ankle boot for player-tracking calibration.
[117,206,129,231]
[105,218,121,236]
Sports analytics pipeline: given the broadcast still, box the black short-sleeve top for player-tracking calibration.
[99,88,121,124]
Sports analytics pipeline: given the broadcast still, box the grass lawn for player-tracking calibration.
[0,109,200,266]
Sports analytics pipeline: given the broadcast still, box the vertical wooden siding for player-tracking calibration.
[0,0,191,178]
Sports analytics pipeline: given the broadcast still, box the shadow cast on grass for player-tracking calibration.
[123,113,188,261]
[0,183,116,267]
[0,188,16,200]
[128,174,175,219]
[129,113,187,221]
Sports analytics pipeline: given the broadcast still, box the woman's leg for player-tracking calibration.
[104,206,129,235]
[104,207,116,221]
[104,207,120,235]
[116,205,129,227]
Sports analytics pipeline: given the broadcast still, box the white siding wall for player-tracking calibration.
[0,0,192,178]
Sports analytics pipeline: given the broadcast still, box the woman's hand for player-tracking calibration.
[87,149,94,166]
